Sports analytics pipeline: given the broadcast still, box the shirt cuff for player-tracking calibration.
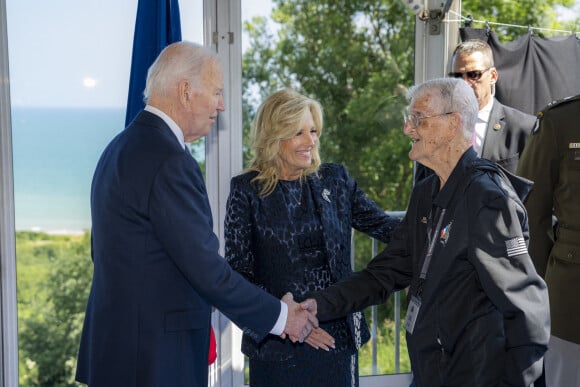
[269,300,288,336]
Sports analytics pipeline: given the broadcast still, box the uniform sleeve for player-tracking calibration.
[224,178,259,285]
[469,193,549,386]
[516,114,559,277]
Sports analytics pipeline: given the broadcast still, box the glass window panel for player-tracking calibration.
[180,0,206,166]
[240,0,414,383]
[6,0,202,384]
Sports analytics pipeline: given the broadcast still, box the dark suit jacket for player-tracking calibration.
[75,111,281,387]
[314,150,549,387]
[225,164,399,360]
[480,98,535,173]
[415,98,535,182]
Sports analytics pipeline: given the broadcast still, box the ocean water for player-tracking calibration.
[11,107,125,233]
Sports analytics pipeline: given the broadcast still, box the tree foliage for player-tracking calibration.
[461,0,578,40]
[243,0,416,212]
[17,232,92,386]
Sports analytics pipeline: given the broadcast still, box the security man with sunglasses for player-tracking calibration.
[415,39,535,182]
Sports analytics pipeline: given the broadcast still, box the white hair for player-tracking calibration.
[143,41,219,103]
[407,77,478,140]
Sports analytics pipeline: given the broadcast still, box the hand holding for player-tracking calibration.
[300,298,317,315]
[281,292,318,343]
[304,327,335,351]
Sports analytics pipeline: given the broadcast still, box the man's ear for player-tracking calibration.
[448,112,461,141]
[178,80,190,105]
[489,67,498,86]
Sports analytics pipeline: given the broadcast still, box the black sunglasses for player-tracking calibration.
[448,67,491,80]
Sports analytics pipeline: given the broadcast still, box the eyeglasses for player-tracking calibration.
[403,111,455,129]
[448,67,491,81]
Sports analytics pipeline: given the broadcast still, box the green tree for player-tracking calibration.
[244,0,416,212]
[461,0,578,40]
[18,232,92,386]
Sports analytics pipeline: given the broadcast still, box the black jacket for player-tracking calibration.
[314,149,549,387]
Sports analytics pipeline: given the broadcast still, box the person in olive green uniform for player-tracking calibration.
[517,94,580,387]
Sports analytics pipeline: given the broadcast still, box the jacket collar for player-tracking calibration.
[431,148,478,210]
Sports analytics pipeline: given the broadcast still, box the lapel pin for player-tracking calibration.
[439,221,452,245]
[322,189,331,203]
[493,123,501,131]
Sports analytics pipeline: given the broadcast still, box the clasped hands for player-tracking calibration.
[280,293,335,351]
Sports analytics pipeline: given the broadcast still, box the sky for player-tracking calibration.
[6,0,273,108]
[557,1,580,22]
[5,0,577,108]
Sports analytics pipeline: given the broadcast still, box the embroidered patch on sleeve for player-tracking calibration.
[505,237,527,257]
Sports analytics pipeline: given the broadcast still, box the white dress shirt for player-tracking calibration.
[473,99,494,156]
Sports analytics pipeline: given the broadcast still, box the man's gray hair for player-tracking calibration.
[452,39,495,67]
[407,78,478,140]
[143,41,220,103]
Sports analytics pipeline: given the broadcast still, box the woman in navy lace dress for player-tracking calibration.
[225,89,399,386]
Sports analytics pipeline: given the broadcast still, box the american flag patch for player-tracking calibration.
[505,237,527,257]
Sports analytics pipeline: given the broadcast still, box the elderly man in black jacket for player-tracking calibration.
[307,77,549,387]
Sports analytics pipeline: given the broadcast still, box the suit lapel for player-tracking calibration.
[308,174,342,274]
[482,101,506,160]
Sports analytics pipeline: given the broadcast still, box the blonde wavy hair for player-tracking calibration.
[248,89,323,196]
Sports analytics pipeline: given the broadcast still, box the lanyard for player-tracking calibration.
[419,207,446,281]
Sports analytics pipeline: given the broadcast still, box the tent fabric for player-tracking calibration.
[460,27,580,116]
[125,0,182,127]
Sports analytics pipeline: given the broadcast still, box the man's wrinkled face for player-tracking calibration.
[183,62,225,142]
[403,92,454,169]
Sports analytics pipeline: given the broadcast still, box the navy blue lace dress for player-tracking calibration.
[225,164,399,387]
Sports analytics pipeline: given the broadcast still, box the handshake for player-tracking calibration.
[280,293,335,351]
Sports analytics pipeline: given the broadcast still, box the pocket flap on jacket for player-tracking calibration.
[550,242,580,264]
[165,309,206,332]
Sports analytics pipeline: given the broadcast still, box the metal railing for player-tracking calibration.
[352,210,406,375]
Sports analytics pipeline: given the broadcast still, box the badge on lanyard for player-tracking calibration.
[404,296,421,334]
[405,208,446,335]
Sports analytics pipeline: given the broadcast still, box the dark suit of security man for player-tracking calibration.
[478,98,535,172]
[517,94,580,387]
